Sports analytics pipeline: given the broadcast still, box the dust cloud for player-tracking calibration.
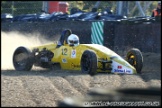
[1,31,51,70]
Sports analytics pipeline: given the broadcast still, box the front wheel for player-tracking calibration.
[81,50,97,76]
[126,48,143,74]
[13,46,34,71]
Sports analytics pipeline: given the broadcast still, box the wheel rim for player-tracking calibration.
[14,53,28,68]
[81,54,91,72]
[128,54,136,66]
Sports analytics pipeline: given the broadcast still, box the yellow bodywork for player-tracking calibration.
[31,42,137,74]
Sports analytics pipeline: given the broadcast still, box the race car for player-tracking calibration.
[13,29,143,75]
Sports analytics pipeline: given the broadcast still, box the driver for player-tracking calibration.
[67,34,80,46]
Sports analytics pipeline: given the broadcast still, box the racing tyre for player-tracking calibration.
[126,48,143,74]
[13,46,34,71]
[81,50,97,76]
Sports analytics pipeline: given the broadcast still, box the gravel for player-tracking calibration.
[1,52,161,107]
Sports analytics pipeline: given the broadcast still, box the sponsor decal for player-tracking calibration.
[71,50,76,58]
[71,63,80,69]
[62,58,67,63]
[118,65,122,69]
[114,69,131,73]
[124,69,131,73]
[111,60,133,74]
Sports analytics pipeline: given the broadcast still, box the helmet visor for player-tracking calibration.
[69,40,79,44]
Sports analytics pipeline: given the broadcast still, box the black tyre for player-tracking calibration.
[81,50,97,76]
[126,48,143,74]
[13,46,34,71]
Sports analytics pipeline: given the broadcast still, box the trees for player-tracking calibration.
[67,1,158,17]
[1,1,158,17]
[68,1,115,12]
[1,1,42,16]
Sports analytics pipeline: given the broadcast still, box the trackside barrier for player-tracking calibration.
[92,21,161,53]
[1,20,161,53]
[113,22,161,53]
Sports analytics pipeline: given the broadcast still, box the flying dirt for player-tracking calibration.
[1,31,52,70]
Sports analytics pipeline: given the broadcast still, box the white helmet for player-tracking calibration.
[67,34,79,46]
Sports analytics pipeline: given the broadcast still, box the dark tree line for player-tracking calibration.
[1,1,158,17]
[1,1,42,16]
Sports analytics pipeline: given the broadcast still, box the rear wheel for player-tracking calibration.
[81,50,97,76]
[126,48,143,74]
[13,46,34,71]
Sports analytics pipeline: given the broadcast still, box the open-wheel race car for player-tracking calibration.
[13,29,143,76]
